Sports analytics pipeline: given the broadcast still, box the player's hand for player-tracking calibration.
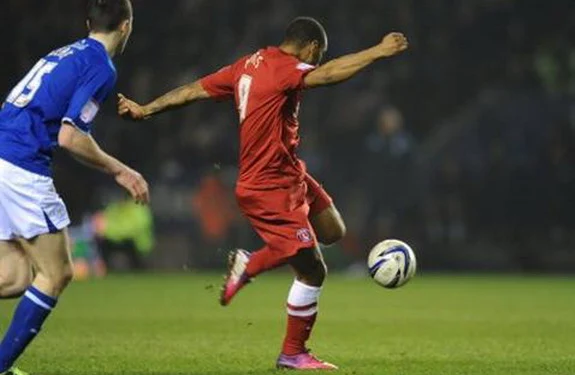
[117,93,147,121]
[376,32,409,58]
[114,167,150,205]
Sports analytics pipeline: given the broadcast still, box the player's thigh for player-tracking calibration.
[17,229,73,295]
[305,174,346,245]
[0,240,33,297]
[305,174,333,217]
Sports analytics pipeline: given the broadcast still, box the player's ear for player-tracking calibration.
[119,19,131,35]
[86,19,92,32]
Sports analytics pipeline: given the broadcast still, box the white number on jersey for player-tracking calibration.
[6,59,58,108]
[237,74,253,123]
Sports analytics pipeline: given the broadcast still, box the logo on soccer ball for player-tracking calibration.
[296,228,313,243]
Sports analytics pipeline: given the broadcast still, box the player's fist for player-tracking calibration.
[115,166,150,205]
[376,32,409,58]
[117,93,147,121]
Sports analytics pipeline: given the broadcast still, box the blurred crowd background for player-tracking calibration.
[3,0,575,274]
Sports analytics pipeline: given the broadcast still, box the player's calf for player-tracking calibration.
[277,247,336,369]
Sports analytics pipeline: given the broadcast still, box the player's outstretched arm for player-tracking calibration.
[58,123,150,204]
[304,32,408,88]
[118,81,210,120]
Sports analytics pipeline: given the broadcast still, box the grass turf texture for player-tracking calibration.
[1,274,574,375]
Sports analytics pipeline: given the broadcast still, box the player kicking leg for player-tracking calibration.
[221,174,345,305]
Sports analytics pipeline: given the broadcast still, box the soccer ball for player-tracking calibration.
[367,239,417,288]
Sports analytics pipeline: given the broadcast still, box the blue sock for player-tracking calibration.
[0,286,57,372]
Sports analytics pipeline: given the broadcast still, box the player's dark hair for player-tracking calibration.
[284,17,327,50]
[87,0,132,33]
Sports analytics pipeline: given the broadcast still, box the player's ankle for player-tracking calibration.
[281,346,307,356]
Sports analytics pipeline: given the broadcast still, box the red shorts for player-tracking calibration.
[236,174,333,259]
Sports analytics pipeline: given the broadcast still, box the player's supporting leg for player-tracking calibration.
[0,231,73,373]
[276,247,337,370]
[0,242,32,299]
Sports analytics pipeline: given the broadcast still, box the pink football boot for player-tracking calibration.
[276,351,338,370]
[219,249,251,306]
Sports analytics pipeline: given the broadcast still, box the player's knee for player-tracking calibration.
[36,264,74,296]
[322,220,347,246]
[56,265,74,292]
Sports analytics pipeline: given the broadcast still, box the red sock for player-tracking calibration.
[282,280,321,355]
[283,311,317,355]
[245,246,286,277]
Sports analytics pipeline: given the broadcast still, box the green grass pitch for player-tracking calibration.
[1,273,574,374]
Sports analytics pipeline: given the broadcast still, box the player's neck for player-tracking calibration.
[279,43,301,59]
[89,33,119,57]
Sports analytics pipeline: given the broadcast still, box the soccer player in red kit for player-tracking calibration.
[118,17,408,370]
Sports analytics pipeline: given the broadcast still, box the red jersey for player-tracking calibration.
[200,47,315,190]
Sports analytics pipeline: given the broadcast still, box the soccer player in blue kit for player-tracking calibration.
[0,1,148,374]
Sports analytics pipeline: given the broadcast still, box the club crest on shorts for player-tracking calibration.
[296,228,313,243]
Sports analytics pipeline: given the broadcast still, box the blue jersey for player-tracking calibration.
[0,38,116,177]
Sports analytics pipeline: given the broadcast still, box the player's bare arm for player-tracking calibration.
[304,32,408,88]
[58,123,149,204]
[118,80,210,120]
